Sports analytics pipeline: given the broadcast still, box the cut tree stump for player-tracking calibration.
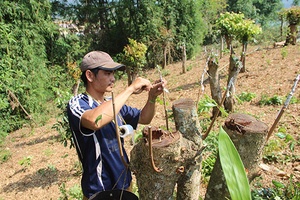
[172,98,202,200]
[205,113,269,200]
[130,98,203,200]
[130,127,182,200]
[207,57,222,118]
[224,52,242,112]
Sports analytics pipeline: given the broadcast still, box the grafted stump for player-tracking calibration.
[205,113,269,200]
[131,127,182,200]
[130,98,202,200]
[207,57,222,118]
[224,53,242,112]
[172,98,202,200]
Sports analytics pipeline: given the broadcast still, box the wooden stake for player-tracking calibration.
[111,91,129,168]
[267,74,300,141]
[157,66,169,130]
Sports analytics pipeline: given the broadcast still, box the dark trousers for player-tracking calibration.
[82,182,132,200]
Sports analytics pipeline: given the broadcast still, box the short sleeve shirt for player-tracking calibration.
[67,93,140,198]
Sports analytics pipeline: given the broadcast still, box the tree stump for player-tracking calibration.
[130,98,202,200]
[130,127,182,200]
[207,57,222,118]
[205,113,269,200]
[172,98,202,200]
[286,24,298,45]
[224,53,242,112]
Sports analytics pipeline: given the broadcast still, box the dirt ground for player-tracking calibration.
[0,43,299,200]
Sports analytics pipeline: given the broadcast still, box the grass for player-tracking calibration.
[59,183,82,200]
[0,149,11,164]
[252,175,300,200]
[236,91,256,103]
[259,94,283,106]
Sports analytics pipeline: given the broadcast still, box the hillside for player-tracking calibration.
[0,43,299,199]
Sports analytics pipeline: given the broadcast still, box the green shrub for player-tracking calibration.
[201,131,218,183]
[19,156,32,169]
[237,92,256,103]
[281,47,288,59]
[252,175,300,200]
[259,95,283,106]
[59,183,82,200]
[0,149,11,164]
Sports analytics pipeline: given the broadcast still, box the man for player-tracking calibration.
[67,51,166,199]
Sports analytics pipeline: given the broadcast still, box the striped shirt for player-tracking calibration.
[67,93,140,198]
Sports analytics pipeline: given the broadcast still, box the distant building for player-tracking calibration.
[54,20,85,36]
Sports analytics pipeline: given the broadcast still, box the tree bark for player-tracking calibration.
[126,67,137,86]
[220,36,224,59]
[286,24,298,45]
[240,42,248,73]
[207,57,222,118]
[172,98,202,200]
[224,34,232,50]
[163,45,167,69]
[224,52,242,112]
[205,113,269,200]
[130,128,182,200]
[280,16,283,38]
[182,43,186,74]
[72,79,80,96]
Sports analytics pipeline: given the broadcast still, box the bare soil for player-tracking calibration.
[0,43,299,200]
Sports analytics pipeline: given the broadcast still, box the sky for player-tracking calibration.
[283,0,294,7]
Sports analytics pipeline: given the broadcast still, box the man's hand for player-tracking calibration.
[149,79,167,98]
[130,77,152,94]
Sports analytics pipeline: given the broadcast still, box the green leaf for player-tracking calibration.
[218,127,251,200]
[285,134,295,142]
[204,102,216,108]
[276,132,286,139]
[95,115,102,126]
[272,180,285,189]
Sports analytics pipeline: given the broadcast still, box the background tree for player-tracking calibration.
[226,0,283,26]
[216,12,245,50]
[216,12,261,72]
[216,12,261,111]
[252,0,283,27]
[50,0,77,21]
[173,0,206,60]
[226,0,256,19]
[73,0,125,54]
[279,6,300,45]
[292,0,300,6]
[70,0,206,68]
[117,38,147,85]
[114,0,164,67]
[0,0,58,135]
[117,0,206,68]
[201,0,227,45]
[236,19,262,72]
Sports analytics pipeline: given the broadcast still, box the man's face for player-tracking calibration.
[92,69,115,93]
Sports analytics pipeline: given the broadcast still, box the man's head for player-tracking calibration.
[80,51,125,72]
[80,51,125,86]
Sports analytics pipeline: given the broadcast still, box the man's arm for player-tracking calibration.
[81,77,153,130]
[139,80,166,124]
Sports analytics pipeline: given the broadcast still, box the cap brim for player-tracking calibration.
[97,64,125,71]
